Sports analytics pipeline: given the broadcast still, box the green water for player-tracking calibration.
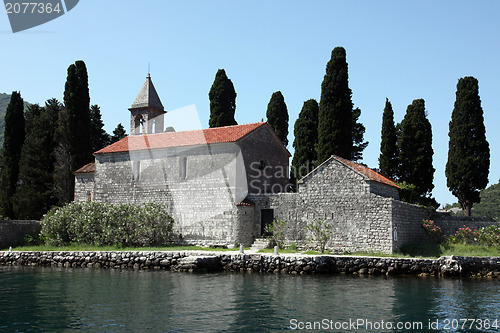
[0,266,499,332]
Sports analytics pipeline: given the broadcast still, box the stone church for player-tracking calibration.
[74,75,496,253]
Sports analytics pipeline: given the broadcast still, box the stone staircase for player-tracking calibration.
[250,238,271,251]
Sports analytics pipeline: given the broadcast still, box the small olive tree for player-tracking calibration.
[264,218,288,248]
[305,220,333,253]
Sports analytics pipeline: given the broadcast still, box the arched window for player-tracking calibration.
[134,115,144,134]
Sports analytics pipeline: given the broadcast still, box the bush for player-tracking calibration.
[422,220,444,243]
[447,225,500,247]
[264,218,288,249]
[305,220,332,253]
[40,202,175,247]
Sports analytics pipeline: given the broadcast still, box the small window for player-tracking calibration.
[87,191,92,202]
[179,156,187,179]
[258,159,267,170]
[132,161,140,181]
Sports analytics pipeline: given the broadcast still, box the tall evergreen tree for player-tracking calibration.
[90,104,111,152]
[0,91,25,218]
[62,60,91,201]
[379,98,399,179]
[318,47,353,163]
[266,91,289,146]
[398,99,435,198]
[54,107,73,205]
[446,76,490,216]
[111,123,127,143]
[64,60,92,172]
[14,100,60,219]
[208,69,237,128]
[291,99,318,184]
[351,107,368,161]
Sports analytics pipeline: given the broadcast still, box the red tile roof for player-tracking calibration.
[74,162,95,174]
[334,156,400,188]
[95,122,267,154]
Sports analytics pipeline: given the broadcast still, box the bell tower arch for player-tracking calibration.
[129,74,166,135]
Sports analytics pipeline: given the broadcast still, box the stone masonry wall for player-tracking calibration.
[2,251,499,278]
[431,213,499,235]
[250,158,395,254]
[0,220,40,249]
[74,174,95,202]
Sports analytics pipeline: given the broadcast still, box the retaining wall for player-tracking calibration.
[1,251,499,278]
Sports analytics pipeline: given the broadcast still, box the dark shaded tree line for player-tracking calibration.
[0,60,127,220]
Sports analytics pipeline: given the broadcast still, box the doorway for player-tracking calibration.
[261,209,274,236]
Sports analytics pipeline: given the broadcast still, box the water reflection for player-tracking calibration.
[0,266,499,332]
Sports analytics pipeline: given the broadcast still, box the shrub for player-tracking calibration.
[264,218,288,249]
[446,225,500,247]
[305,220,332,253]
[40,202,175,247]
[422,220,444,243]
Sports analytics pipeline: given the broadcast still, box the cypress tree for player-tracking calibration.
[446,76,490,216]
[0,91,25,218]
[62,60,91,201]
[266,91,289,146]
[379,98,399,179]
[111,123,127,143]
[14,100,60,219]
[318,47,353,162]
[291,99,318,184]
[54,107,73,205]
[208,69,237,128]
[64,60,92,172]
[90,104,110,152]
[351,107,368,161]
[398,99,435,198]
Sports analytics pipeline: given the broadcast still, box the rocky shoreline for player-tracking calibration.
[1,251,499,278]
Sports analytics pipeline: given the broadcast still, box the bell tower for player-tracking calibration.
[129,74,166,135]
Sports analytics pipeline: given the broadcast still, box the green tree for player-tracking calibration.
[318,47,353,163]
[266,91,289,146]
[110,123,127,143]
[0,91,25,218]
[54,107,73,205]
[351,107,368,161]
[14,100,60,219]
[291,99,318,184]
[64,60,92,173]
[208,69,237,128]
[398,99,435,199]
[90,104,110,152]
[379,98,399,179]
[63,60,92,201]
[446,76,490,216]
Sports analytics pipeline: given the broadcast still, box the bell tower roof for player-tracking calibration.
[129,74,165,113]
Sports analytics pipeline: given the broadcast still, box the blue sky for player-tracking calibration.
[1,1,499,207]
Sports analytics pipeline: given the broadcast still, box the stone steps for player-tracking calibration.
[250,238,271,251]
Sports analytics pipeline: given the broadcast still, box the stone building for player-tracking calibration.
[74,75,497,253]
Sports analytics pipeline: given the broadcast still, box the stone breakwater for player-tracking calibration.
[0,251,499,278]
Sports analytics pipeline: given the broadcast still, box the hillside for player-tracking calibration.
[442,180,500,221]
[0,93,10,146]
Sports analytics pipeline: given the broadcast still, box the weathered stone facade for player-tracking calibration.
[73,76,498,254]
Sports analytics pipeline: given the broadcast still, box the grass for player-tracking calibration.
[4,244,248,252]
[400,242,500,258]
[4,243,500,258]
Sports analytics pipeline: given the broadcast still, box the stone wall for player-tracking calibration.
[74,174,95,202]
[1,251,499,278]
[249,157,396,254]
[391,201,431,251]
[0,220,40,249]
[431,213,499,235]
